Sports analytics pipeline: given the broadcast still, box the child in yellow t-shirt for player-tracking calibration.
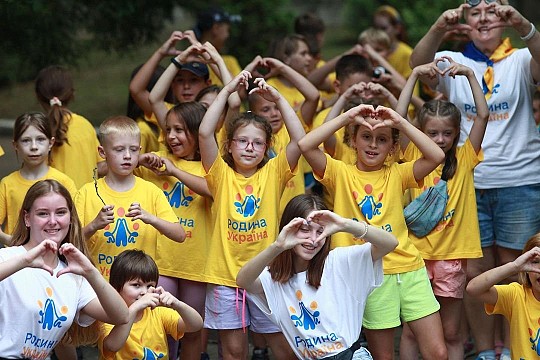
[299,102,447,359]
[0,112,77,245]
[397,58,489,359]
[74,116,184,280]
[99,249,202,360]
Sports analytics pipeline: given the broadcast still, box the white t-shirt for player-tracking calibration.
[250,244,383,359]
[436,48,540,189]
[0,246,96,359]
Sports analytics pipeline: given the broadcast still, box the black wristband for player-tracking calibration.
[171,57,183,69]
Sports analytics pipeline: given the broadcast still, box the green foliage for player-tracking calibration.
[192,0,294,66]
[343,0,458,46]
[0,0,176,86]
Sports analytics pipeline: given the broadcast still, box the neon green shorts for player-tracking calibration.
[362,267,440,330]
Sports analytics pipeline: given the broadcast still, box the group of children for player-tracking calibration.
[1,4,540,360]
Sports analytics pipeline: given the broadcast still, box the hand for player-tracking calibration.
[372,106,405,130]
[57,243,95,277]
[260,57,286,79]
[274,217,311,251]
[158,31,185,57]
[248,78,281,103]
[488,3,527,31]
[201,41,221,64]
[150,157,176,177]
[153,286,179,308]
[513,246,540,273]
[306,210,346,243]
[126,202,152,223]
[345,104,377,130]
[177,43,207,64]
[439,56,473,78]
[93,205,115,230]
[23,239,58,275]
[361,82,392,101]
[138,153,163,170]
[243,56,267,78]
[433,5,472,34]
[224,70,252,93]
[131,290,160,312]
[342,82,366,101]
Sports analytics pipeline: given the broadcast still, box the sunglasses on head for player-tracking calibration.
[466,0,498,7]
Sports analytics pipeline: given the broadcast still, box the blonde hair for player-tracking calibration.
[98,115,140,145]
[519,233,540,287]
[358,27,391,50]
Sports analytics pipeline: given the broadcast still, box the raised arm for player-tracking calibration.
[410,5,471,88]
[306,210,398,261]
[263,57,320,126]
[444,57,489,153]
[307,44,363,91]
[491,3,540,82]
[236,217,309,294]
[154,286,203,333]
[199,71,251,172]
[130,31,184,116]
[467,246,540,305]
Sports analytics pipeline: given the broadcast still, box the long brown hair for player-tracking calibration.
[165,102,206,160]
[268,194,330,288]
[35,65,74,147]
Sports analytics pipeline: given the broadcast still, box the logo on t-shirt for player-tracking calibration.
[163,181,194,208]
[38,287,68,330]
[137,347,164,360]
[234,185,261,218]
[530,324,540,356]
[354,184,383,220]
[289,290,321,330]
[103,208,139,247]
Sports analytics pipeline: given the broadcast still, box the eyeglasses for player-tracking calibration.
[231,138,267,152]
[466,0,498,7]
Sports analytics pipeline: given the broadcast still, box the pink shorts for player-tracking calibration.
[204,285,280,333]
[425,259,467,299]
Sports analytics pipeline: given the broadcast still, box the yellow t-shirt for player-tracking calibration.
[0,168,77,235]
[316,154,424,274]
[271,125,305,213]
[134,153,210,282]
[136,117,160,154]
[145,102,174,153]
[388,41,413,79]
[50,113,101,189]
[267,77,306,115]
[203,151,294,287]
[98,307,182,360]
[486,283,540,360]
[402,139,483,260]
[209,55,242,87]
[74,177,178,280]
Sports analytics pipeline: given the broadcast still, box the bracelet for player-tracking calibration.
[171,57,183,69]
[354,221,369,239]
[520,22,537,41]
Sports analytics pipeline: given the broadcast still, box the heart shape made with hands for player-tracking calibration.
[250,58,282,80]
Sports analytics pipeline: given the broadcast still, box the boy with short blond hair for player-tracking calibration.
[74,116,184,279]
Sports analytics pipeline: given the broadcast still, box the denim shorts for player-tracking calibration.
[476,184,540,250]
[204,285,280,333]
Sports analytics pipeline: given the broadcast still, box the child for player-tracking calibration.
[0,112,77,245]
[0,179,128,359]
[74,116,184,280]
[358,27,392,59]
[397,58,488,360]
[466,233,540,360]
[298,103,448,359]
[236,194,398,359]
[35,65,102,188]
[198,71,305,359]
[99,249,203,359]
[136,102,210,360]
[247,56,320,210]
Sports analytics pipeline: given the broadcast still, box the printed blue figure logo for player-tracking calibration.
[234,185,260,218]
[103,207,139,247]
[529,321,540,355]
[164,181,193,208]
[289,290,321,330]
[354,185,383,220]
[134,347,164,360]
[38,287,68,330]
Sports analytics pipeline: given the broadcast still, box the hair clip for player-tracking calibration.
[93,168,106,206]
